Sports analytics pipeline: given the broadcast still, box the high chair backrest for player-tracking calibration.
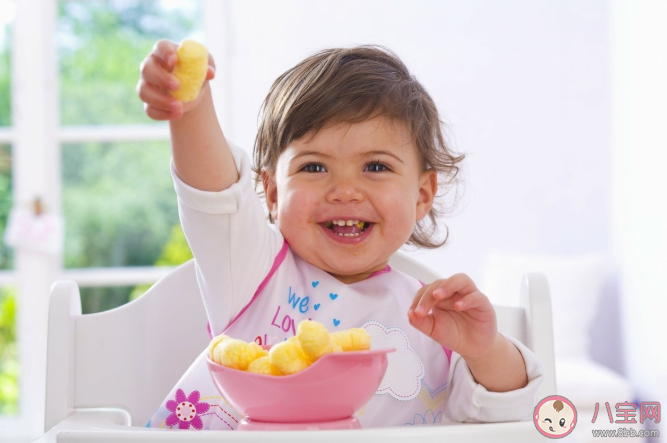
[44,252,556,431]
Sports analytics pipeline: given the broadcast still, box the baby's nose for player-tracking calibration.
[326,179,364,203]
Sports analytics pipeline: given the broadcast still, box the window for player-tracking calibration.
[0,0,15,419]
[1,0,226,438]
[58,1,201,313]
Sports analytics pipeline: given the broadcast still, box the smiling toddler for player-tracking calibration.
[137,42,544,430]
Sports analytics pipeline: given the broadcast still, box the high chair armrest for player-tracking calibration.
[33,409,130,443]
[520,272,556,401]
[45,281,83,431]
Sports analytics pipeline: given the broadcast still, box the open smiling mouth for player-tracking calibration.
[324,220,372,237]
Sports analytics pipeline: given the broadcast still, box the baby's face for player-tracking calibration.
[265,116,436,284]
[536,400,576,437]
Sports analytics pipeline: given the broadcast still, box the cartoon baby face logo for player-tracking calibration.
[533,395,577,438]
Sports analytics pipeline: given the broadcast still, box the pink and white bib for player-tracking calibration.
[147,242,450,430]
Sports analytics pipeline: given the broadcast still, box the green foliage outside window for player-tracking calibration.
[0,145,12,270]
[62,140,185,313]
[0,34,9,126]
[78,226,193,312]
[62,141,177,269]
[0,13,13,414]
[59,0,200,125]
[128,224,193,302]
[57,0,201,313]
[0,287,17,415]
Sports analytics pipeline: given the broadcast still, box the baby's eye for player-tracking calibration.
[365,161,390,172]
[543,418,552,423]
[559,418,566,427]
[301,163,327,173]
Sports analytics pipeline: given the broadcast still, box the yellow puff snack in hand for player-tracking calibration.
[330,328,372,351]
[247,356,283,376]
[269,337,311,375]
[296,320,338,360]
[171,39,208,102]
[213,339,267,371]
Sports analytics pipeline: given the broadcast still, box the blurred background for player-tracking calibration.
[0,0,664,442]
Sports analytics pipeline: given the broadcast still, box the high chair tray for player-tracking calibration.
[34,409,546,443]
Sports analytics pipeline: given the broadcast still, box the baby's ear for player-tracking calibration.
[416,169,437,220]
[261,170,279,220]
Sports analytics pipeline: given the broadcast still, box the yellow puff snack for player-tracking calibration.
[209,321,370,375]
[296,320,338,360]
[247,356,283,376]
[171,39,208,102]
[269,337,311,375]
[208,334,231,361]
[212,339,267,371]
[330,328,372,351]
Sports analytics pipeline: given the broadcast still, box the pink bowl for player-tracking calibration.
[207,348,395,423]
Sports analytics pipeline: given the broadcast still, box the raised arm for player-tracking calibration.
[137,39,238,191]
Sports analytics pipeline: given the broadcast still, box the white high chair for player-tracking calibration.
[34,252,556,443]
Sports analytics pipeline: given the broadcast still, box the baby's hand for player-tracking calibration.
[407,274,499,361]
[136,39,215,120]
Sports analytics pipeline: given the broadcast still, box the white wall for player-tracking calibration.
[612,0,667,428]
[212,0,612,284]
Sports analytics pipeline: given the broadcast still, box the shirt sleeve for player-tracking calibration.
[170,142,283,335]
[443,334,544,422]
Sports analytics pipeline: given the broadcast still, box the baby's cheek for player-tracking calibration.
[275,196,303,229]
[394,211,419,243]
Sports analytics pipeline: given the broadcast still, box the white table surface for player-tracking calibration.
[31,409,551,443]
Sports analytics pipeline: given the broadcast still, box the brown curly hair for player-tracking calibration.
[253,45,464,248]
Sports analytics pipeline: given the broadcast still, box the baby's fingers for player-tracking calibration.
[408,274,481,318]
[408,281,444,318]
[432,273,478,301]
[144,105,175,121]
[137,80,182,120]
[136,79,177,110]
[451,290,489,312]
[152,39,179,70]
[206,54,216,81]
[140,54,181,92]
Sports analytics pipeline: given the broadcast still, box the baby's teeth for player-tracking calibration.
[331,219,363,226]
[330,219,365,231]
